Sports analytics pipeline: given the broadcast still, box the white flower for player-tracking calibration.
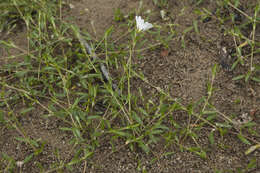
[16,161,24,167]
[69,3,75,9]
[135,16,153,32]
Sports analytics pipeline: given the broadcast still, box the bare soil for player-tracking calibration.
[0,0,259,172]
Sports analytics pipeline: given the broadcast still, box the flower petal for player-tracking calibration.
[135,16,153,31]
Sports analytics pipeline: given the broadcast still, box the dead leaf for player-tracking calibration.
[161,49,169,57]
[250,109,257,116]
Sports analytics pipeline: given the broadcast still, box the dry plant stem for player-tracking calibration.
[1,83,75,126]
[77,33,121,95]
[44,165,64,173]
[2,99,37,152]
[132,71,217,128]
[227,2,253,21]
[83,161,87,173]
[250,8,257,72]
[113,29,132,43]
[213,109,239,131]
[191,65,216,131]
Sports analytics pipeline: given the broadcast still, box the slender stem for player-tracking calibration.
[127,30,137,119]
[250,6,257,72]
[228,2,252,21]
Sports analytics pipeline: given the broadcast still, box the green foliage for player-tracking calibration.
[0,0,259,172]
[152,0,168,8]
[114,8,124,22]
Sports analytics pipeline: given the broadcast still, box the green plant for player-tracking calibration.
[152,0,168,8]
[1,0,259,172]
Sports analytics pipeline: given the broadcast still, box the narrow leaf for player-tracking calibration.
[209,130,215,145]
[245,144,260,155]
[251,77,260,83]
[237,134,251,145]
[232,75,245,81]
